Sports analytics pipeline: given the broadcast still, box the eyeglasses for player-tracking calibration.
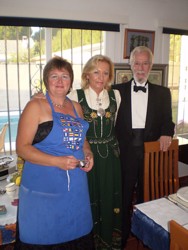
[133,62,151,67]
[49,74,70,81]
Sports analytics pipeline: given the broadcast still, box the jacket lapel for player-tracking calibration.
[125,81,133,131]
[145,82,154,134]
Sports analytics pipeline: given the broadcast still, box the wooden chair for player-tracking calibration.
[170,220,188,250]
[0,123,8,154]
[144,139,179,202]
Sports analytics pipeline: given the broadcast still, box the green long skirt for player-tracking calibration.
[87,142,122,250]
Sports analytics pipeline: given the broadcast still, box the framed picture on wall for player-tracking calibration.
[123,29,155,59]
[114,64,132,84]
[114,63,168,86]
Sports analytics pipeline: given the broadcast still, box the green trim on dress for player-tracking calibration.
[77,89,122,250]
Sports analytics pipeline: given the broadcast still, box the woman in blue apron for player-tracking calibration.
[15,56,94,250]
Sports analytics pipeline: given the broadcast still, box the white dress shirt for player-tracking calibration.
[131,80,148,129]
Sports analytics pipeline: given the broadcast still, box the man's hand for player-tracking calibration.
[159,135,173,151]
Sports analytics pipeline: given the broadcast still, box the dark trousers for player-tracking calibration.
[120,144,144,247]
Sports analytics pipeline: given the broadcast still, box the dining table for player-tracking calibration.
[0,180,18,245]
[131,195,188,250]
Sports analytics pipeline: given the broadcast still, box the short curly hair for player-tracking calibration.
[43,56,74,91]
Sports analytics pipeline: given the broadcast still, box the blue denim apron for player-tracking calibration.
[18,92,93,245]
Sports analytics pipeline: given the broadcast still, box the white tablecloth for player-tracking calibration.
[135,197,188,231]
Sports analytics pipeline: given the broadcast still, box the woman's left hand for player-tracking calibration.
[81,152,94,172]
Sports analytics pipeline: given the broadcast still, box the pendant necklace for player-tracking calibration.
[96,90,105,137]
[88,89,110,159]
[97,108,105,117]
[96,90,105,118]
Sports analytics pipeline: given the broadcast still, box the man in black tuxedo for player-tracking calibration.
[113,46,175,248]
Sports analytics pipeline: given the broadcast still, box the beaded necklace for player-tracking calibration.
[88,88,113,159]
[51,99,67,109]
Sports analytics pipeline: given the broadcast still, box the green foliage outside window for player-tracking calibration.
[0,26,103,62]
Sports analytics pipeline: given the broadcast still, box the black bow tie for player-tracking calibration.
[133,85,147,93]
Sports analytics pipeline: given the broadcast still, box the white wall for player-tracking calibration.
[1,0,188,64]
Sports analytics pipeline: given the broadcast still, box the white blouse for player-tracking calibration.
[68,87,121,122]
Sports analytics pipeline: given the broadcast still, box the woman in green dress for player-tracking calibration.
[69,55,122,249]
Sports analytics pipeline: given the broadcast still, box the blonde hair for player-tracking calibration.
[81,54,114,90]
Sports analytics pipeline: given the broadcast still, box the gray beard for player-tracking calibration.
[134,74,149,84]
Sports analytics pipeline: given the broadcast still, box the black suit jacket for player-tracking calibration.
[113,79,175,151]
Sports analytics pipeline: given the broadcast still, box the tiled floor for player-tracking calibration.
[2,240,150,250]
[124,235,150,250]
[1,243,14,250]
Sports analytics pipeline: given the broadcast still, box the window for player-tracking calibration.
[168,34,188,138]
[0,26,104,153]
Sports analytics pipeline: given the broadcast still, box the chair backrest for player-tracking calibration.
[0,123,8,153]
[170,220,188,250]
[144,139,179,202]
